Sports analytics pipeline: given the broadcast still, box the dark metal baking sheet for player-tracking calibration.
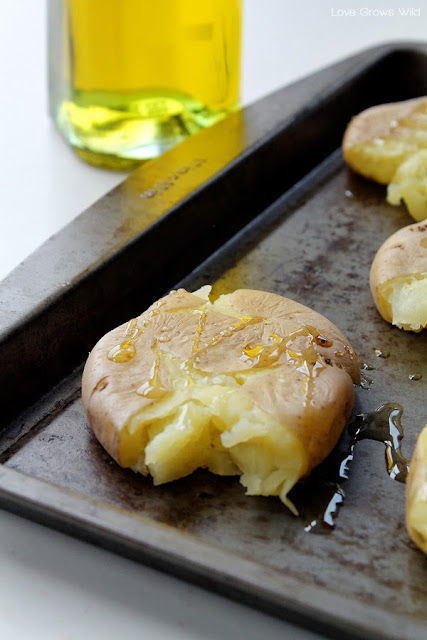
[0,43,427,640]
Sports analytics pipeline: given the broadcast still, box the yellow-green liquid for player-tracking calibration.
[50,0,241,169]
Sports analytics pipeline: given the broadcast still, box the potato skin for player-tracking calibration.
[238,359,354,473]
[406,426,427,554]
[209,289,360,384]
[343,98,427,148]
[81,290,201,465]
[223,290,357,472]
[82,288,359,481]
[369,220,427,323]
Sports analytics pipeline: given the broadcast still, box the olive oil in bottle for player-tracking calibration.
[48,0,241,170]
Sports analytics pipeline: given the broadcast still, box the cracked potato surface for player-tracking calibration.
[370,220,427,331]
[82,287,359,512]
[343,96,427,220]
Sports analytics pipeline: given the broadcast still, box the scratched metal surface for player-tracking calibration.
[0,44,427,640]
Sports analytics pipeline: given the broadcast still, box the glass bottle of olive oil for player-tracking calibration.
[48,0,241,170]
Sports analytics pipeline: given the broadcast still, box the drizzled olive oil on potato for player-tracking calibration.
[82,288,359,514]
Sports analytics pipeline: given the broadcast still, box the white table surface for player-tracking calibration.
[0,2,425,639]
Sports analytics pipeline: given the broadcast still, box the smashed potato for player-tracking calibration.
[82,287,359,512]
[343,96,427,220]
[370,220,427,331]
[406,425,427,554]
[343,97,427,184]
[387,149,427,222]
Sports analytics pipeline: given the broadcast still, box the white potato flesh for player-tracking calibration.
[382,274,427,331]
[387,150,427,221]
[121,354,306,514]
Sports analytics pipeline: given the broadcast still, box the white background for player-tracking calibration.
[0,1,425,638]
